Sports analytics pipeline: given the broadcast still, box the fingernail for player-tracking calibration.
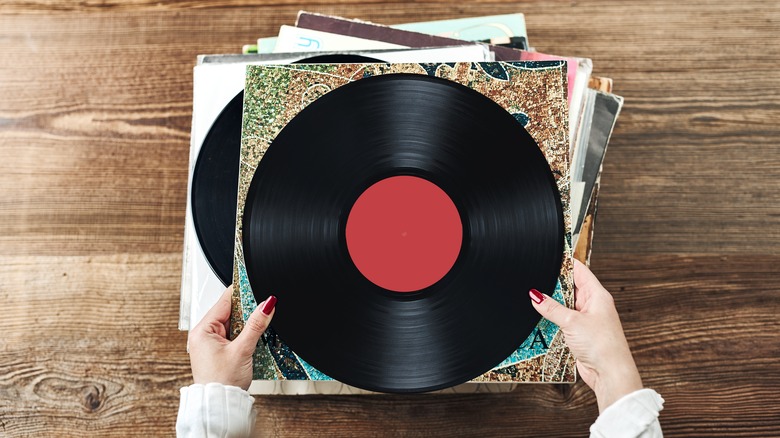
[261,295,277,316]
[529,289,545,304]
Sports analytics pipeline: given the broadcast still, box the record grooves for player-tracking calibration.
[241,73,565,392]
[191,91,244,284]
[191,55,383,285]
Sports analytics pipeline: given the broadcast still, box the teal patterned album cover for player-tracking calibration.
[230,61,575,385]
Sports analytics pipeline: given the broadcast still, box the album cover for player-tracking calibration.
[570,79,619,257]
[574,184,600,265]
[292,12,581,105]
[573,90,624,242]
[570,89,598,228]
[295,12,521,62]
[273,25,405,52]
[589,75,613,93]
[231,61,575,391]
[200,46,493,65]
[390,12,527,43]
[286,12,592,150]
[254,12,528,54]
[295,11,529,51]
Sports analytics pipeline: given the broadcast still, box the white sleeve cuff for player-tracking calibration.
[176,383,255,438]
[590,388,665,438]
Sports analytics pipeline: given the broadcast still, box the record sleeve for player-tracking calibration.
[292,12,581,106]
[255,11,528,54]
[283,13,590,151]
[231,61,575,390]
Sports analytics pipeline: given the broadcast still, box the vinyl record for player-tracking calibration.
[242,73,565,393]
[191,55,383,285]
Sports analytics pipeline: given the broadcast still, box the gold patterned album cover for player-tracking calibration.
[230,61,575,387]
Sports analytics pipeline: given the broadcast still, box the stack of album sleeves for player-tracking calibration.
[179,11,624,395]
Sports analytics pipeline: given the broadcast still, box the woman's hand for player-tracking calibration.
[530,259,643,412]
[187,285,276,390]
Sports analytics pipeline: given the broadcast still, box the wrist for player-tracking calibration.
[593,362,643,412]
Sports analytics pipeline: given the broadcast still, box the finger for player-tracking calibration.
[573,259,602,294]
[573,259,608,311]
[200,285,234,326]
[233,295,277,355]
[529,289,577,329]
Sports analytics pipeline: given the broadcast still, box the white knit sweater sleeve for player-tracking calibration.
[590,388,665,438]
[176,383,255,438]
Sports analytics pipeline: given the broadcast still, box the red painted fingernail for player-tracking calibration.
[529,289,545,304]
[261,295,277,315]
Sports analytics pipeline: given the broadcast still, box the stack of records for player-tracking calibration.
[179,11,623,395]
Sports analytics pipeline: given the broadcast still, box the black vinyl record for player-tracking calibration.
[242,73,565,393]
[191,55,383,285]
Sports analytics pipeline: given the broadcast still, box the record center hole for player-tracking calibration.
[345,175,463,293]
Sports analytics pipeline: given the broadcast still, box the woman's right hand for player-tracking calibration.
[530,259,643,412]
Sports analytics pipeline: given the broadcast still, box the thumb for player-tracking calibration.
[573,258,603,293]
[233,295,277,355]
[529,289,576,329]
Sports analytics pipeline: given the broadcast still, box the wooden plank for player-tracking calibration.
[0,254,191,437]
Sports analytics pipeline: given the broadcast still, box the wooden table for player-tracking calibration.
[1,1,778,436]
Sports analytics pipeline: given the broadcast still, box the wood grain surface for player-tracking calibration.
[1,1,778,436]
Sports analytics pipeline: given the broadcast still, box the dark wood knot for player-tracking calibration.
[82,384,103,412]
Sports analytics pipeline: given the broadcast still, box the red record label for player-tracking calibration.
[346,175,463,293]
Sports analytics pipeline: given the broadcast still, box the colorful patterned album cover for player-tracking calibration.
[231,61,575,388]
